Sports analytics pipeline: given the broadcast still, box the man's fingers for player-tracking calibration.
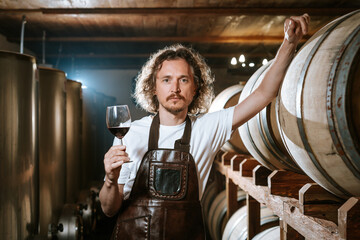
[109,158,131,170]
[289,13,310,36]
[105,147,128,159]
[107,155,130,165]
[284,18,292,32]
[303,13,310,24]
[299,14,309,35]
[111,161,123,169]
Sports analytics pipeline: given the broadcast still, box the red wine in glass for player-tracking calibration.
[108,127,130,139]
[106,105,131,145]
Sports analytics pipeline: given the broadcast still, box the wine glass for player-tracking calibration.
[106,105,131,146]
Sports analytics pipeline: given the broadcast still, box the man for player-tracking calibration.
[99,14,310,239]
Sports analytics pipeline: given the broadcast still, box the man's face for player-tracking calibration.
[155,59,197,115]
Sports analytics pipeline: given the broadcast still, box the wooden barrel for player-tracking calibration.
[201,180,219,226]
[209,84,248,154]
[222,205,279,240]
[207,189,246,240]
[277,10,360,198]
[238,61,301,173]
[252,226,280,240]
[201,180,219,239]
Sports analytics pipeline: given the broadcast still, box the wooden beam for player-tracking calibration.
[45,53,274,59]
[0,7,357,16]
[17,36,308,43]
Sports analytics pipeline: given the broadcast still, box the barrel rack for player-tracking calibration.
[214,152,360,240]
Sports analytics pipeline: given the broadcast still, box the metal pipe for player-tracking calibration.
[20,15,26,54]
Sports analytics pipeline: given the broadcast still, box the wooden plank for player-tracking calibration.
[338,197,360,240]
[253,165,272,186]
[1,7,356,16]
[282,200,340,240]
[268,170,314,199]
[222,152,237,166]
[299,183,344,223]
[214,160,227,176]
[20,35,287,43]
[226,174,238,221]
[214,149,225,162]
[230,154,247,171]
[247,194,261,240]
[226,167,342,240]
[239,158,259,177]
[280,220,305,240]
[45,52,275,59]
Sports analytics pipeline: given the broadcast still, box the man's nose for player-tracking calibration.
[171,80,180,93]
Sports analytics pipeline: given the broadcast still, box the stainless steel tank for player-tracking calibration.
[65,80,82,203]
[0,51,38,239]
[49,204,83,240]
[38,66,67,237]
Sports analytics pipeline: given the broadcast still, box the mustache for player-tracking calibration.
[166,94,185,101]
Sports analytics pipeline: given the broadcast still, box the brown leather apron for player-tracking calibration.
[111,114,205,240]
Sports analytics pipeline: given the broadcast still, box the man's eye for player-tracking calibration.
[181,78,188,83]
[162,79,169,83]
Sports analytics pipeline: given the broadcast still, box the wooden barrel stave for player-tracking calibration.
[207,189,246,240]
[277,10,360,198]
[252,226,280,240]
[238,61,301,172]
[222,205,279,240]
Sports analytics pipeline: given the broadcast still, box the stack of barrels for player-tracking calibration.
[204,10,360,240]
[238,9,360,199]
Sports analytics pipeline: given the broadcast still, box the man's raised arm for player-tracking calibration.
[232,14,310,130]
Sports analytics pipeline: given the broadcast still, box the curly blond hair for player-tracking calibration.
[133,44,215,115]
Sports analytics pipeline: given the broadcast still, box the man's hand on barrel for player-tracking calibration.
[284,13,310,45]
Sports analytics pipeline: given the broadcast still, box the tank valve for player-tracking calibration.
[49,222,64,236]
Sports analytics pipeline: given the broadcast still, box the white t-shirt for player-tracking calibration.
[114,107,234,200]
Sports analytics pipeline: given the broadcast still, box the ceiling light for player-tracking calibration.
[242,63,246,67]
[249,63,255,67]
[262,58,268,65]
[239,54,245,63]
[231,57,237,65]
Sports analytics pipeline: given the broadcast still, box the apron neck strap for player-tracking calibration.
[148,113,191,152]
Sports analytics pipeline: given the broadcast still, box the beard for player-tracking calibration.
[161,102,187,114]
[160,94,188,114]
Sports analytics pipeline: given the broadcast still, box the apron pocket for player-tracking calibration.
[164,207,205,240]
[114,215,151,240]
[149,162,188,200]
